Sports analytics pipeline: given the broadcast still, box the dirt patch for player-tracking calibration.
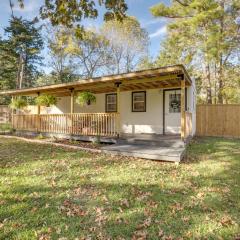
[54,139,110,150]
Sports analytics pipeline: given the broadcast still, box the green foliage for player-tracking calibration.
[0,16,43,93]
[71,29,111,78]
[39,0,128,30]
[101,16,149,74]
[76,91,96,106]
[35,94,57,107]
[35,133,45,140]
[46,26,77,83]
[0,123,12,132]
[150,0,240,104]
[9,97,27,110]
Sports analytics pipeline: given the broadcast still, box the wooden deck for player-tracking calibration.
[102,134,185,162]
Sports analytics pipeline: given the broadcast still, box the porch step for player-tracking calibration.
[101,144,185,162]
[117,138,184,148]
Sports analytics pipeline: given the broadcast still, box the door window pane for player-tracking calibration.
[169,93,181,113]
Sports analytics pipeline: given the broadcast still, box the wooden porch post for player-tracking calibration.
[70,88,75,114]
[37,92,40,132]
[11,96,14,128]
[181,76,186,140]
[115,82,122,137]
[37,92,41,115]
[70,89,75,135]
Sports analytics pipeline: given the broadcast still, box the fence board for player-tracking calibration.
[196,105,240,138]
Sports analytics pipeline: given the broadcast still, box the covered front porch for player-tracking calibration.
[2,65,194,143]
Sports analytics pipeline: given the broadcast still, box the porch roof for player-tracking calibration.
[0,64,191,97]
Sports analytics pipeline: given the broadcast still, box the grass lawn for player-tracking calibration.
[0,136,239,240]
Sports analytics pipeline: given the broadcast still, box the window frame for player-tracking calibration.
[132,91,146,112]
[105,93,117,113]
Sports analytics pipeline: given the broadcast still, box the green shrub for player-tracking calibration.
[0,123,12,132]
[76,91,96,106]
[9,97,27,110]
[35,94,57,107]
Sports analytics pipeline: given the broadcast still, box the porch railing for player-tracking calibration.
[12,113,119,137]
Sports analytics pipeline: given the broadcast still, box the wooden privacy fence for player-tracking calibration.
[0,105,11,124]
[185,111,192,138]
[196,104,240,137]
[12,113,119,137]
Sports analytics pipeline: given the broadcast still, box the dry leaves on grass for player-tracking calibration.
[169,202,184,214]
[220,215,236,226]
[136,217,152,230]
[60,200,87,217]
[135,190,153,201]
[132,230,147,240]
[94,207,108,226]
[120,199,130,208]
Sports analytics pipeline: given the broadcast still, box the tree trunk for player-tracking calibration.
[206,63,212,104]
[217,1,224,104]
[217,59,224,104]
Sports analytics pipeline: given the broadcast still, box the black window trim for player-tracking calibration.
[105,93,117,112]
[132,91,146,112]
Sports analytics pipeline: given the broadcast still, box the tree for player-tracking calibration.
[46,26,76,84]
[13,0,127,33]
[101,16,149,74]
[151,0,240,104]
[3,17,43,89]
[0,37,18,104]
[70,29,111,78]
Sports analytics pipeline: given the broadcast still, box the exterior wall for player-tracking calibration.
[54,89,165,134]
[188,78,196,135]
[21,85,196,136]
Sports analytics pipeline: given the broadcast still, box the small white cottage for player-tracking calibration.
[1,65,196,142]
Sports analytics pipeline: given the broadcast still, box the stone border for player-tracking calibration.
[1,135,102,153]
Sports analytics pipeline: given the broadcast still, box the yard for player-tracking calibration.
[0,136,239,240]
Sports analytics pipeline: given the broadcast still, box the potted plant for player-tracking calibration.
[35,94,57,107]
[9,97,28,110]
[76,91,96,106]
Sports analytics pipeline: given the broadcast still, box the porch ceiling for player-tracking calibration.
[0,65,191,97]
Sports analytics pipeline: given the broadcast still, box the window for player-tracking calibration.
[169,93,181,113]
[132,91,146,112]
[106,94,117,112]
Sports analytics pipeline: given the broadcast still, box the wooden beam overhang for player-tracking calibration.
[0,65,192,97]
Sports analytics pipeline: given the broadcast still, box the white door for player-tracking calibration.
[164,90,181,134]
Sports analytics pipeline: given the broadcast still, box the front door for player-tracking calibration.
[164,89,181,134]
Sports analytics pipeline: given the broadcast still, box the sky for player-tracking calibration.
[0,0,170,71]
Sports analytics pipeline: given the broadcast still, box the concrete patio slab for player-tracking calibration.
[101,143,185,162]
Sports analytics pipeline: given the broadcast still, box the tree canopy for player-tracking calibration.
[150,0,240,104]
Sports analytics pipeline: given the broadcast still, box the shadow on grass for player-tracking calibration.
[0,137,239,239]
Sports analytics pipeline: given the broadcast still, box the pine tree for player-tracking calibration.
[3,17,43,89]
[151,0,240,103]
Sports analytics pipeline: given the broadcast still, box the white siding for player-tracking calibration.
[24,85,196,135]
[53,89,164,134]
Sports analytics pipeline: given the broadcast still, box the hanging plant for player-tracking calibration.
[76,91,96,106]
[35,94,57,107]
[9,97,28,110]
